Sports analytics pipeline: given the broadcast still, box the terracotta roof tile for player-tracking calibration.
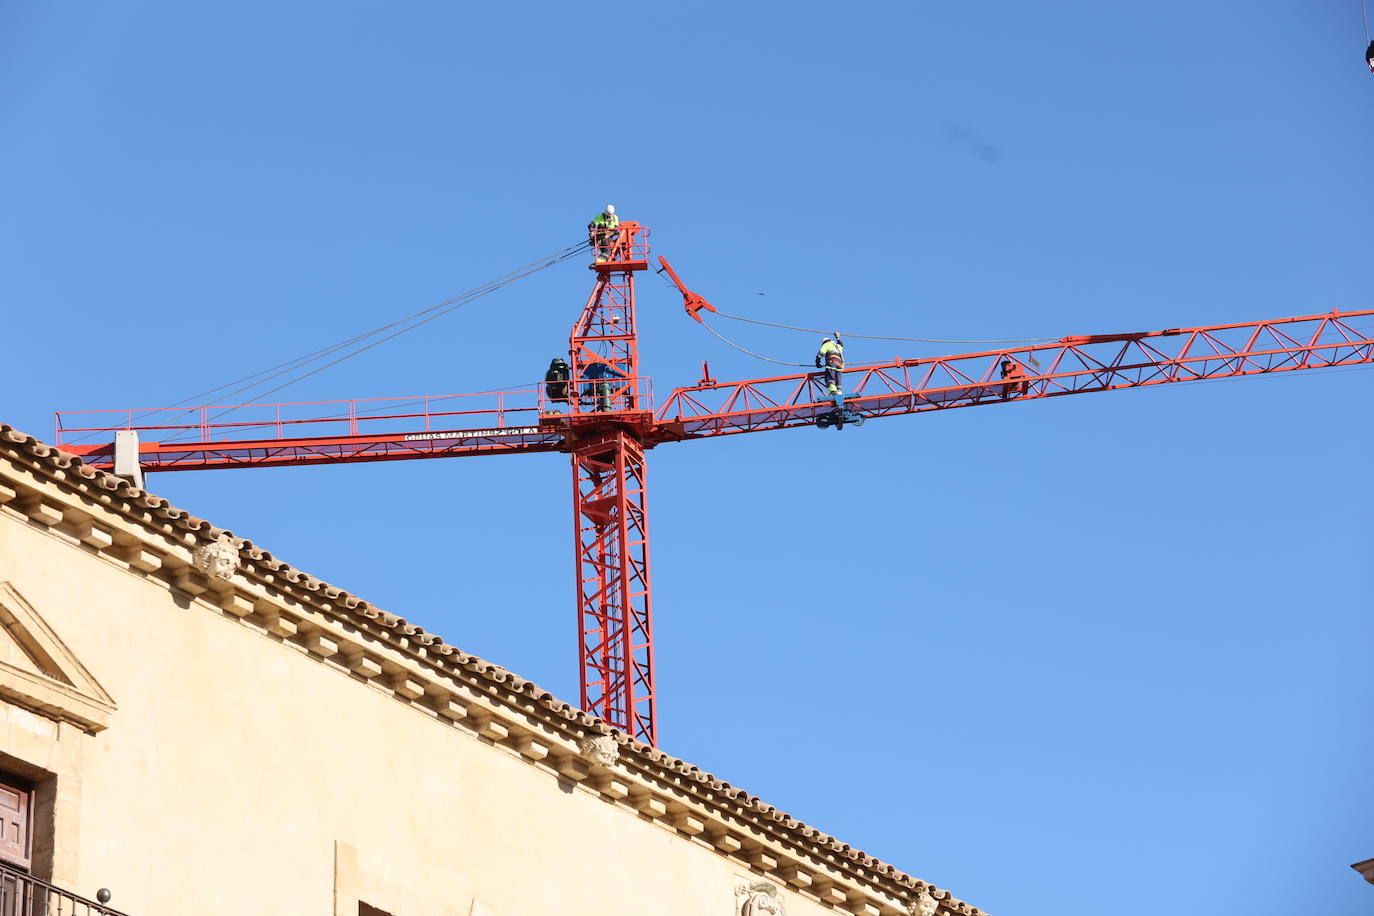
[0,423,984,915]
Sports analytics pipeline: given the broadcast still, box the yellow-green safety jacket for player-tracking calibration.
[818,339,844,369]
[589,212,620,232]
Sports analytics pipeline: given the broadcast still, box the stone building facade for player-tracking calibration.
[0,424,984,916]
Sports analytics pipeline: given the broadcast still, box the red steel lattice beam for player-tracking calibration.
[652,309,1374,441]
[565,222,657,745]
[572,430,655,746]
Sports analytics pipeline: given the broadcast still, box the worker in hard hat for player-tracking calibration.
[588,205,619,263]
[1367,40,1374,75]
[816,334,845,397]
[543,357,570,413]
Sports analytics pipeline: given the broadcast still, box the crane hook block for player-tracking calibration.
[657,257,718,323]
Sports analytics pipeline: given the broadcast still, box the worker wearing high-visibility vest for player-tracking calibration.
[588,205,619,263]
[816,335,844,396]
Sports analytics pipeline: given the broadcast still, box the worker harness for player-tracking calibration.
[816,339,844,370]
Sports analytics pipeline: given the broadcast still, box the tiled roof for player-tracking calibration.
[0,424,985,916]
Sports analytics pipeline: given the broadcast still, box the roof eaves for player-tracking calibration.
[0,424,985,915]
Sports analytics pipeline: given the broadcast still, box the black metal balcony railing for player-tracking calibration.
[0,861,127,916]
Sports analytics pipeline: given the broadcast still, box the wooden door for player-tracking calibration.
[0,777,30,871]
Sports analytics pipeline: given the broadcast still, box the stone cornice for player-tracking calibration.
[0,425,985,916]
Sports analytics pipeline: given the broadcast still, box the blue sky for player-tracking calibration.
[5,2,1372,913]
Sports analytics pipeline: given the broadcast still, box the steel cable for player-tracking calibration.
[66,239,588,444]
[697,319,812,367]
[651,269,1056,346]
[68,240,588,445]
[161,380,544,443]
[710,308,1057,344]
[161,245,588,440]
[191,240,587,407]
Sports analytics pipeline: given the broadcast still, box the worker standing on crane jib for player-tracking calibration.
[588,204,618,263]
[817,334,845,396]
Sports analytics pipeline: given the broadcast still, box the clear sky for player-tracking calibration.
[5,2,1372,913]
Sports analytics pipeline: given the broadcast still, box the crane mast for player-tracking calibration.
[565,223,657,745]
[51,219,1374,748]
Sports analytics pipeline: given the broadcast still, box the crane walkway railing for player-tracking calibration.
[53,379,658,472]
[588,222,650,269]
[55,389,548,448]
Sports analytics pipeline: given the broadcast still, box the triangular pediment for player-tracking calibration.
[0,582,115,733]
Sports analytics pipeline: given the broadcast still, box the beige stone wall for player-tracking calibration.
[0,502,865,916]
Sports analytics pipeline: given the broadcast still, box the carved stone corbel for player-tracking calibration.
[908,891,939,916]
[735,878,786,915]
[579,733,619,767]
[192,533,240,580]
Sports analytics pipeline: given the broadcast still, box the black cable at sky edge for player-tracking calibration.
[711,308,1057,344]
[698,319,812,367]
[651,268,1056,346]
[166,245,589,437]
[66,240,590,445]
[178,240,587,411]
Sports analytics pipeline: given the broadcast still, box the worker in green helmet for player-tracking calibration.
[816,334,844,396]
[588,204,619,263]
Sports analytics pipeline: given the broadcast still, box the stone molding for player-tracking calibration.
[0,581,115,733]
[0,427,981,916]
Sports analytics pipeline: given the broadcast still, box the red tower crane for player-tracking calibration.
[54,220,1374,747]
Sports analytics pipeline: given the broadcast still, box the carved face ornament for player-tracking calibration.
[738,882,786,916]
[910,891,938,916]
[579,733,619,767]
[192,534,240,580]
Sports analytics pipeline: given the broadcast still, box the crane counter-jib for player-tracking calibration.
[58,426,569,471]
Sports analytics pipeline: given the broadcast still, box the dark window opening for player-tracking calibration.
[359,904,394,916]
